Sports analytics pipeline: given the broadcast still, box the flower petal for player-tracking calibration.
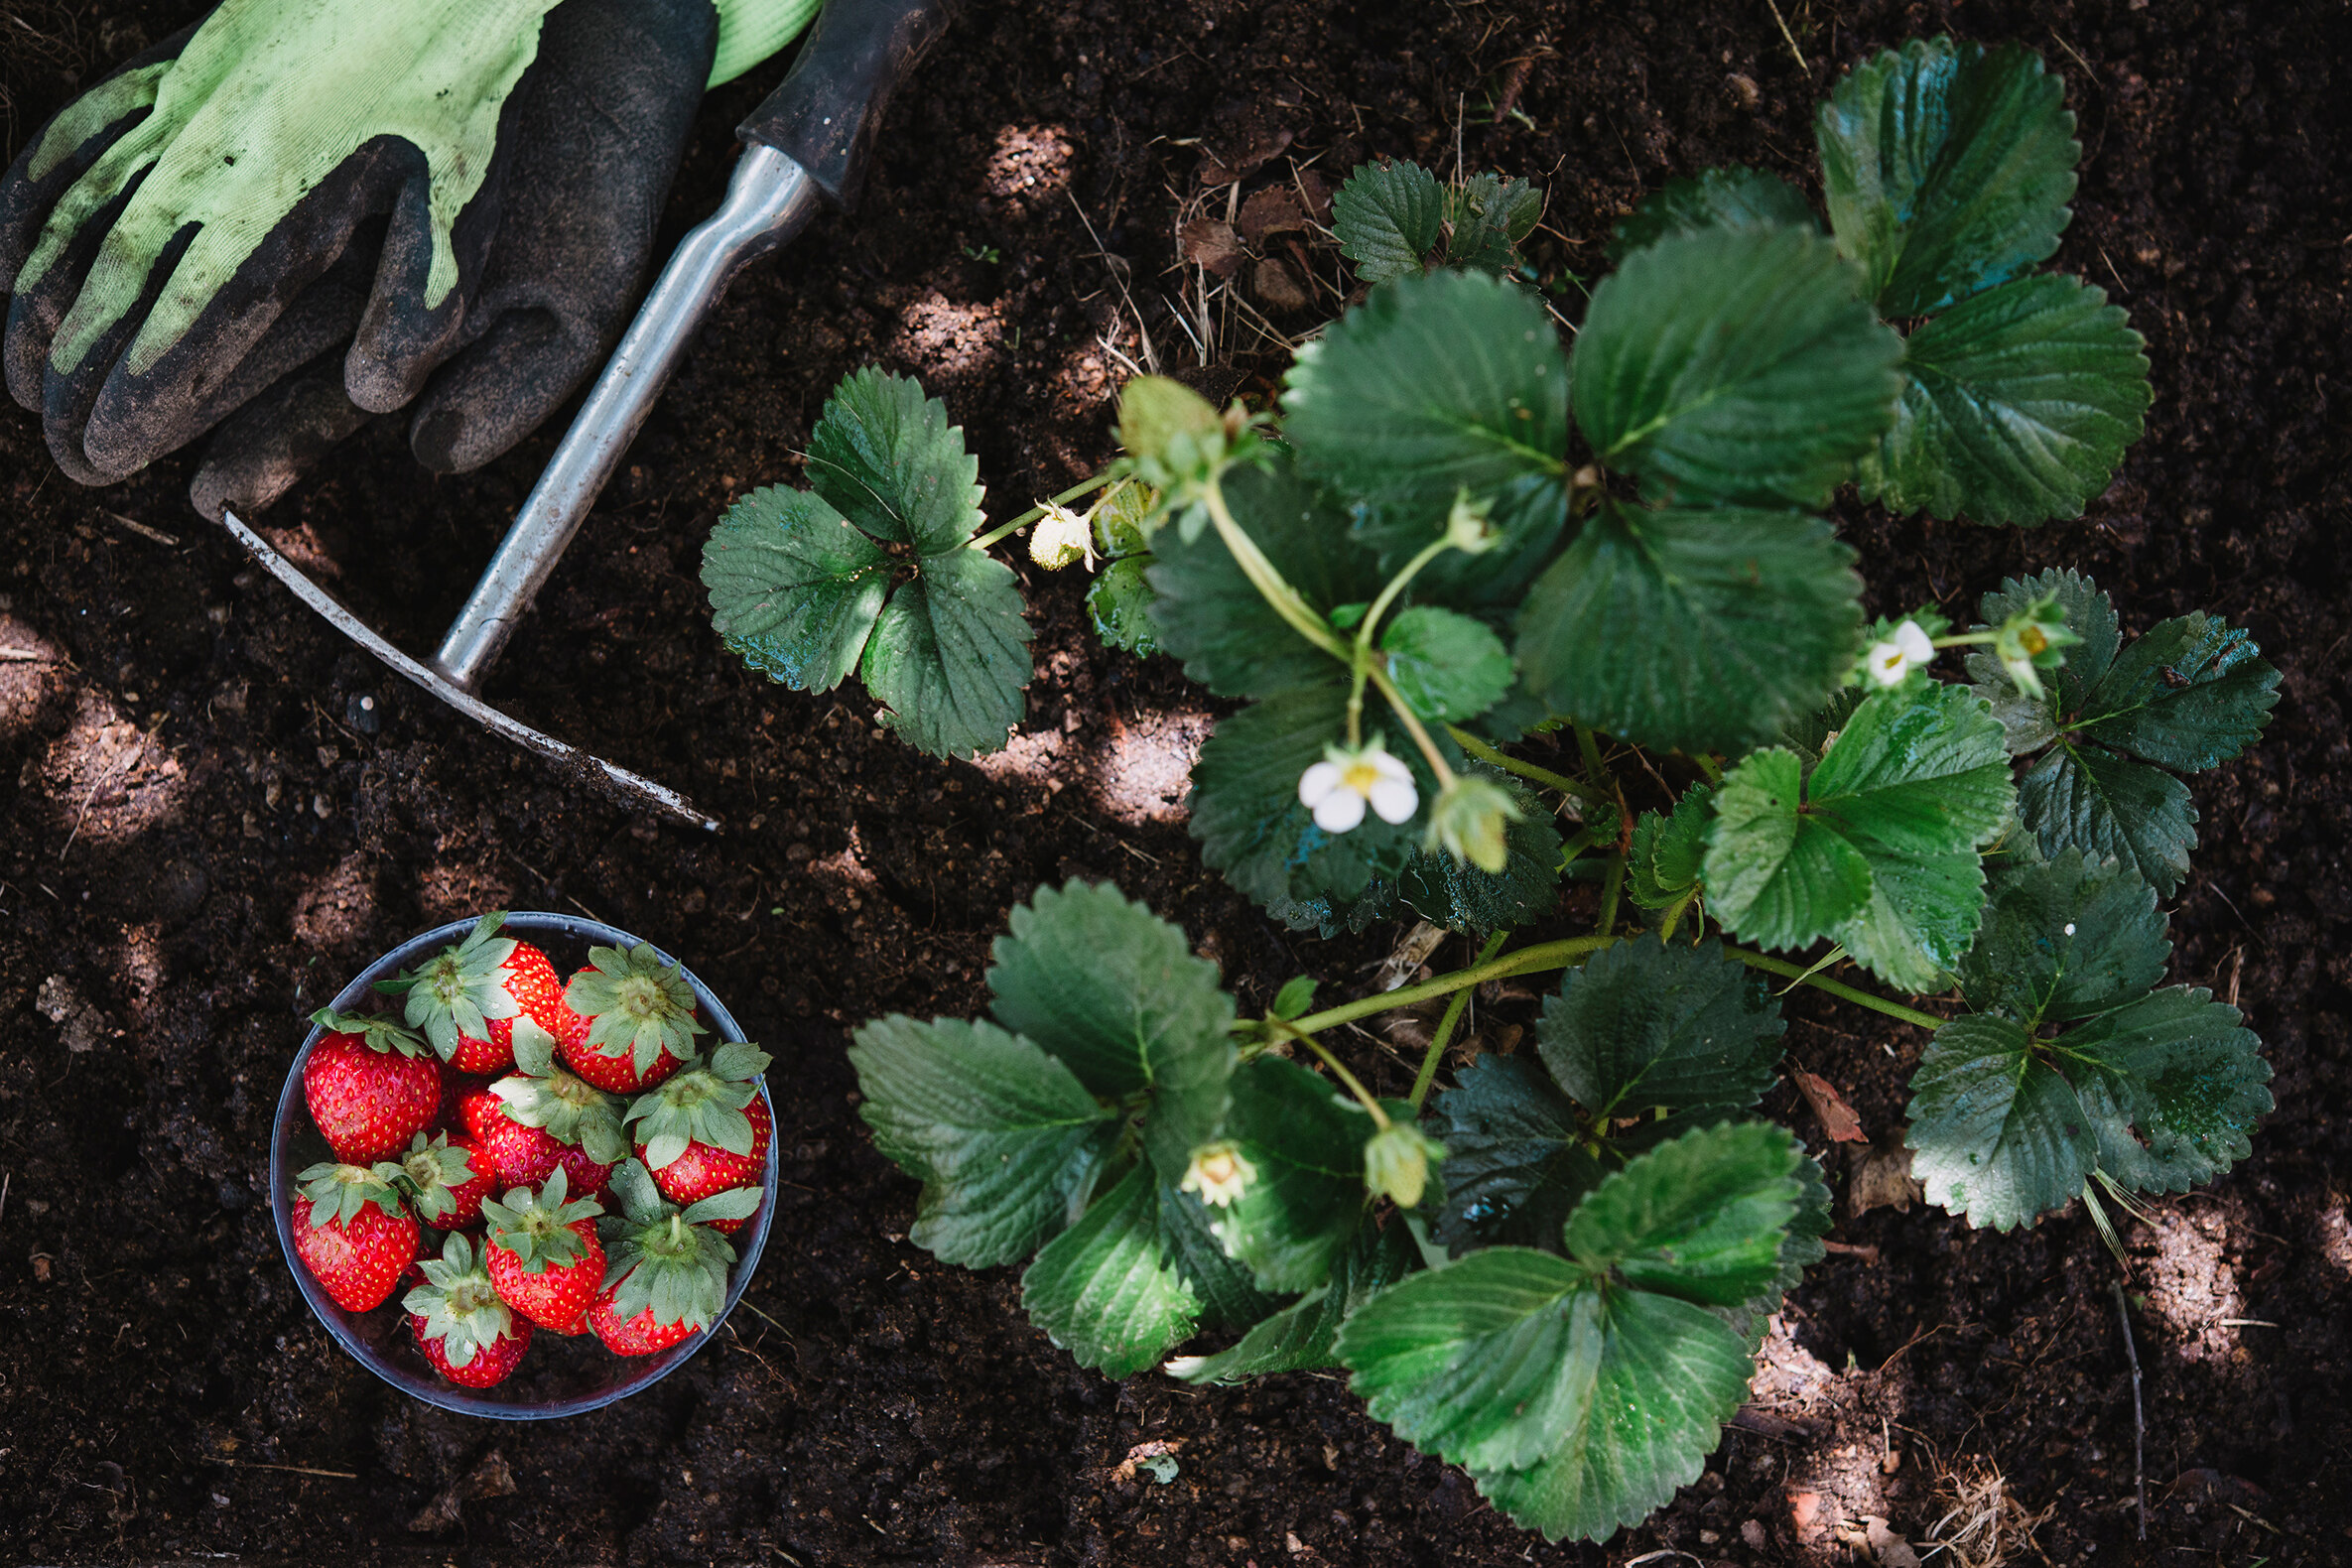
[1299,761,1343,807]
[1313,788,1369,834]
[1895,619,1935,664]
[1865,642,1906,687]
[1368,778,1419,825]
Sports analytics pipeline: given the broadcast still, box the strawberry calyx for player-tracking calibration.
[565,943,707,1080]
[480,1164,604,1275]
[491,1017,629,1164]
[375,910,522,1062]
[309,1006,429,1059]
[296,1160,409,1228]
[379,1131,481,1225]
[626,1042,772,1172]
[595,1159,757,1330]
[401,1233,516,1370]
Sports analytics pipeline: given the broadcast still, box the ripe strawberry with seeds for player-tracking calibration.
[562,942,706,1094]
[303,1007,442,1164]
[627,1043,772,1235]
[376,910,583,1077]
[403,1233,532,1387]
[462,1018,625,1197]
[381,1130,493,1230]
[588,1159,760,1356]
[290,1162,419,1312]
[480,1164,606,1333]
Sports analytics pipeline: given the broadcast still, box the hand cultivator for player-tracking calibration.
[223,0,951,830]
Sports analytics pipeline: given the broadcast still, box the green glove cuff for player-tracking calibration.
[708,0,822,87]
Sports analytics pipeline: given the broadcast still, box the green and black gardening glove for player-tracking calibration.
[0,0,817,518]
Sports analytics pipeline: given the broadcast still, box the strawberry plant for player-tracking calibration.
[834,35,2280,1545]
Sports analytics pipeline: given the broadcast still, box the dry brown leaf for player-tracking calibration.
[1178,217,1243,278]
[1848,1131,1924,1218]
[1865,1515,1924,1568]
[1792,1067,1868,1142]
[1252,256,1312,311]
[1239,187,1307,243]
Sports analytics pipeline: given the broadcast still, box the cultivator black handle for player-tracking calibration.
[738,0,956,207]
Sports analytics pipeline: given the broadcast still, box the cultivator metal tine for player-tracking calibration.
[219,511,719,832]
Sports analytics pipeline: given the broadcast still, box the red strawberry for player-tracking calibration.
[588,1157,760,1354]
[376,912,584,1077]
[403,1233,532,1387]
[628,1044,772,1236]
[561,942,707,1094]
[383,1131,494,1230]
[290,1164,419,1312]
[458,1033,623,1199]
[303,1009,441,1164]
[588,1294,700,1356]
[481,1167,606,1333]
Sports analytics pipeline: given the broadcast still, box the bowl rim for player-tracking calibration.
[269,911,778,1420]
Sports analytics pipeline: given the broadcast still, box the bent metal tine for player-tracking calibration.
[218,511,719,833]
[431,146,824,693]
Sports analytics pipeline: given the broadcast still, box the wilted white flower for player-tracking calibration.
[1027,503,1095,570]
[1180,1141,1256,1208]
[1424,775,1523,873]
[1865,618,1936,687]
[1298,741,1417,834]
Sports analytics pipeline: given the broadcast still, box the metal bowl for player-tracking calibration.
[269,913,777,1418]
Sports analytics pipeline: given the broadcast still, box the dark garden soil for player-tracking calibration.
[3,0,2349,1562]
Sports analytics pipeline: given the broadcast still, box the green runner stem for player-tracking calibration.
[1410,931,1506,1111]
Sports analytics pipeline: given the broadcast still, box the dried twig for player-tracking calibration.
[2112,1279,2147,1540]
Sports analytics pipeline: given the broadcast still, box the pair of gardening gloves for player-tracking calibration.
[0,0,817,519]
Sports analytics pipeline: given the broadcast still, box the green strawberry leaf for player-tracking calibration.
[2063,989,2272,1197]
[804,365,986,553]
[1627,784,1716,911]
[1381,605,1515,722]
[1537,938,1786,1122]
[1169,1215,1418,1384]
[703,487,892,693]
[1283,269,1570,580]
[1156,1179,1287,1330]
[1817,36,2080,317]
[1571,225,1901,509]
[1562,1121,1805,1307]
[1189,682,1450,916]
[1608,166,1816,260]
[847,1014,1118,1268]
[1862,274,2151,525]
[2069,610,2281,773]
[2016,743,2197,896]
[1398,766,1563,932]
[859,545,1031,759]
[1446,173,1545,275]
[1208,1056,1372,1292]
[1464,1287,1757,1543]
[983,882,1235,1190]
[1332,158,1446,284]
[1020,1165,1201,1378]
[1514,500,1863,753]
[1967,569,2119,745]
[1704,681,2014,988]
[1425,1054,1602,1256]
[1906,1014,2087,1232]
[1144,453,1381,699]
[1086,556,1160,657]
[1956,849,2170,1025]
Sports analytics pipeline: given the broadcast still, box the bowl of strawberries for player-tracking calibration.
[268,911,779,1417]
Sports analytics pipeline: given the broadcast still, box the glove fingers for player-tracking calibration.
[77,137,420,477]
[0,16,205,290]
[189,353,377,524]
[4,163,151,415]
[407,305,599,474]
[405,0,718,474]
[344,133,509,414]
[79,217,386,476]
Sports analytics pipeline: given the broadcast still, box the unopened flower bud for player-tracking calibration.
[1442,489,1500,555]
[1424,775,1522,873]
[1364,1122,1445,1210]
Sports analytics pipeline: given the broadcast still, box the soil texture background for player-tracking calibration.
[2,0,2349,1563]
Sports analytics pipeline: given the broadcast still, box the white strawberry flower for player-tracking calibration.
[1180,1141,1256,1208]
[1298,741,1418,834]
[1865,618,1936,687]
